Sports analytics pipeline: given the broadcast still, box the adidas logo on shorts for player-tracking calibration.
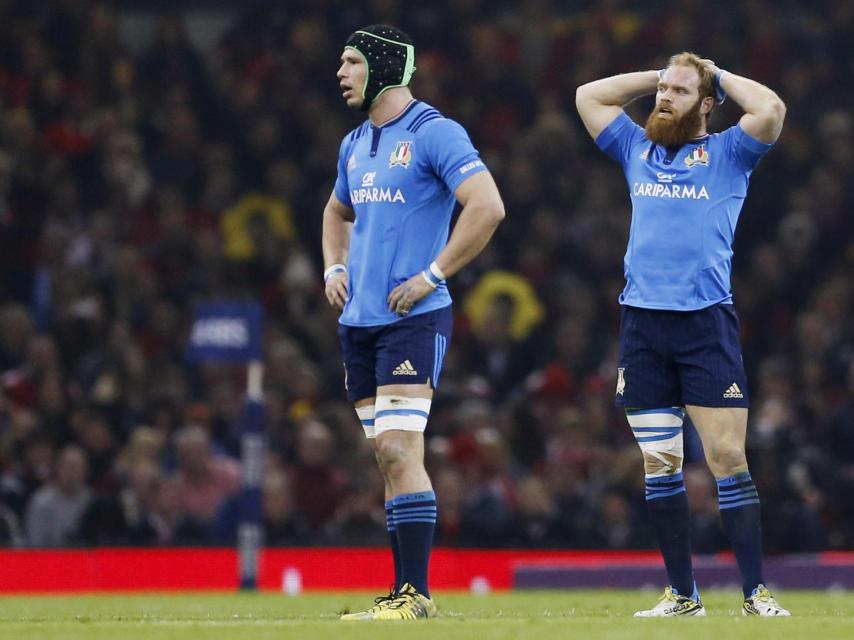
[723,382,744,399]
[393,360,418,376]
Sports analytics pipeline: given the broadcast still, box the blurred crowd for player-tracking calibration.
[0,0,852,552]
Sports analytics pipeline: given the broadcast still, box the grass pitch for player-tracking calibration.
[0,590,852,640]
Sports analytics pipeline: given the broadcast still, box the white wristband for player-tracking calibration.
[421,271,439,289]
[324,263,347,282]
[428,261,446,281]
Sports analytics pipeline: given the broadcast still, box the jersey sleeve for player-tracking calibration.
[722,124,774,172]
[594,111,646,167]
[333,136,352,207]
[420,118,487,194]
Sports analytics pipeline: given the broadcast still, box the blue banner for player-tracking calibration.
[186,301,263,363]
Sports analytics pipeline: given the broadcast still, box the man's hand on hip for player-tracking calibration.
[387,274,436,316]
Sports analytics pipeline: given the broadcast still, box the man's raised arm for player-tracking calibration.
[704,62,786,144]
[575,71,660,139]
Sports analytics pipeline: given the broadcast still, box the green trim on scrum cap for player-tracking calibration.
[344,29,415,110]
[354,30,416,87]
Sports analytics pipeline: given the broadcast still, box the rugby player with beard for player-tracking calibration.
[644,71,708,148]
[576,53,788,617]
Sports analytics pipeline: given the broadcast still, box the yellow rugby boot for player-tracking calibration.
[633,586,707,617]
[339,588,397,621]
[742,584,790,616]
[370,583,437,620]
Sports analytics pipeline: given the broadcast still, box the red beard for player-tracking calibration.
[645,98,703,147]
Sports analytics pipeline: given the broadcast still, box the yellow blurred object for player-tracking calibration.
[288,398,313,422]
[221,194,296,260]
[463,270,545,341]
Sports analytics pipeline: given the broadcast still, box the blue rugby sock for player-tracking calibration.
[717,472,764,597]
[393,490,436,597]
[646,473,696,599]
[386,499,401,592]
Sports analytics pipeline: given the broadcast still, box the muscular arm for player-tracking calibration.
[321,193,355,309]
[433,171,505,278]
[575,71,659,139]
[716,70,786,143]
[386,170,504,315]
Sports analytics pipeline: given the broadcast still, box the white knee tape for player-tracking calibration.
[356,405,376,439]
[627,408,685,477]
[374,395,431,436]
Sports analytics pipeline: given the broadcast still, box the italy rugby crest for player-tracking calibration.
[684,145,710,167]
[389,141,413,168]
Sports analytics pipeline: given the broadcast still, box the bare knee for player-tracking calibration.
[373,449,388,477]
[375,434,416,480]
[706,444,747,477]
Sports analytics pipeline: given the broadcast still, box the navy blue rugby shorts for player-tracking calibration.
[338,305,453,403]
[615,303,750,409]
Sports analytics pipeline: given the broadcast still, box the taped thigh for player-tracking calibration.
[374,395,431,436]
[356,405,376,439]
[626,407,685,477]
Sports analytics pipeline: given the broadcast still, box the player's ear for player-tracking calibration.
[700,96,714,115]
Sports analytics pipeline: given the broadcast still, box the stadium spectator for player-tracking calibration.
[260,468,309,545]
[289,418,347,532]
[168,424,240,537]
[24,445,92,547]
[505,476,568,547]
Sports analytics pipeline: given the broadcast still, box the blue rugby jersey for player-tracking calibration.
[596,112,773,311]
[333,101,487,326]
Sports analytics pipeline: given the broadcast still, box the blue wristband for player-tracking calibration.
[713,69,727,105]
[421,261,445,289]
[421,269,442,288]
